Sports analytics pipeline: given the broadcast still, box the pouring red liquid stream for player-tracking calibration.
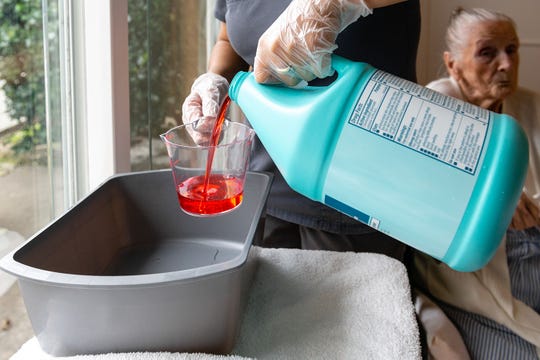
[203,96,231,195]
[176,96,244,215]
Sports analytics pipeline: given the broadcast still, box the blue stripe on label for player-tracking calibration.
[324,195,370,225]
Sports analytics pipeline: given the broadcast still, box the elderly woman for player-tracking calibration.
[411,7,540,360]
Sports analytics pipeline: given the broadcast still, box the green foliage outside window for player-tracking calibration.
[0,0,47,155]
[128,0,190,139]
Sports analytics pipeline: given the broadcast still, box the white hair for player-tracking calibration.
[446,7,517,59]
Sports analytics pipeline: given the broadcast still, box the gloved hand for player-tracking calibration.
[181,72,229,144]
[254,0,372,86]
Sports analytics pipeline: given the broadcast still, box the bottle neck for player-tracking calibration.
[229,71,250,102]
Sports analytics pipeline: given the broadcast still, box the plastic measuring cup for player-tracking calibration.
[160,120,254,216]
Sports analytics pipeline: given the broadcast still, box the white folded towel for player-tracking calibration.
[232,247,420,359]
[12,338,251,360]
[11,247,420,360]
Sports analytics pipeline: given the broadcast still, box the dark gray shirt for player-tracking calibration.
[215,0,421,233]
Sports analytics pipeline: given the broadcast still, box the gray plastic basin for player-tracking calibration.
[0,170,272,357]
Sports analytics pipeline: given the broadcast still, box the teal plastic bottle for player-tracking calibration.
[229,55,529,271]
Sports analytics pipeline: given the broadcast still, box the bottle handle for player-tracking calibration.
[330,54,349,79]
[300,54,350,89]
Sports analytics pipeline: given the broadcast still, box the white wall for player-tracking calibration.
[417,0,540,95]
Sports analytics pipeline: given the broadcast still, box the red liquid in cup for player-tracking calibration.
[177,174,243,215]
[178,96,243,215]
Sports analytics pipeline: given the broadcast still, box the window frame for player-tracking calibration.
[78,0,130,194]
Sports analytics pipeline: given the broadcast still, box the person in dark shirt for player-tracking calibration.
[181,0,420,259]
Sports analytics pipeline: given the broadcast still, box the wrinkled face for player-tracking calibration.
[446,20,519,111]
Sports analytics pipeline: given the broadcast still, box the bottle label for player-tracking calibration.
[349,70,490,175]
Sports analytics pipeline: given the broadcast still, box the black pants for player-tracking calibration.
[256,215,406,262]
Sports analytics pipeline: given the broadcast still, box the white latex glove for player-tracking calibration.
[181,72,229,144]
[254,0,372,86]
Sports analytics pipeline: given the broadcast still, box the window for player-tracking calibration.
[128,0,210,171]
[0,0,212,235]
[0,0,59,239]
